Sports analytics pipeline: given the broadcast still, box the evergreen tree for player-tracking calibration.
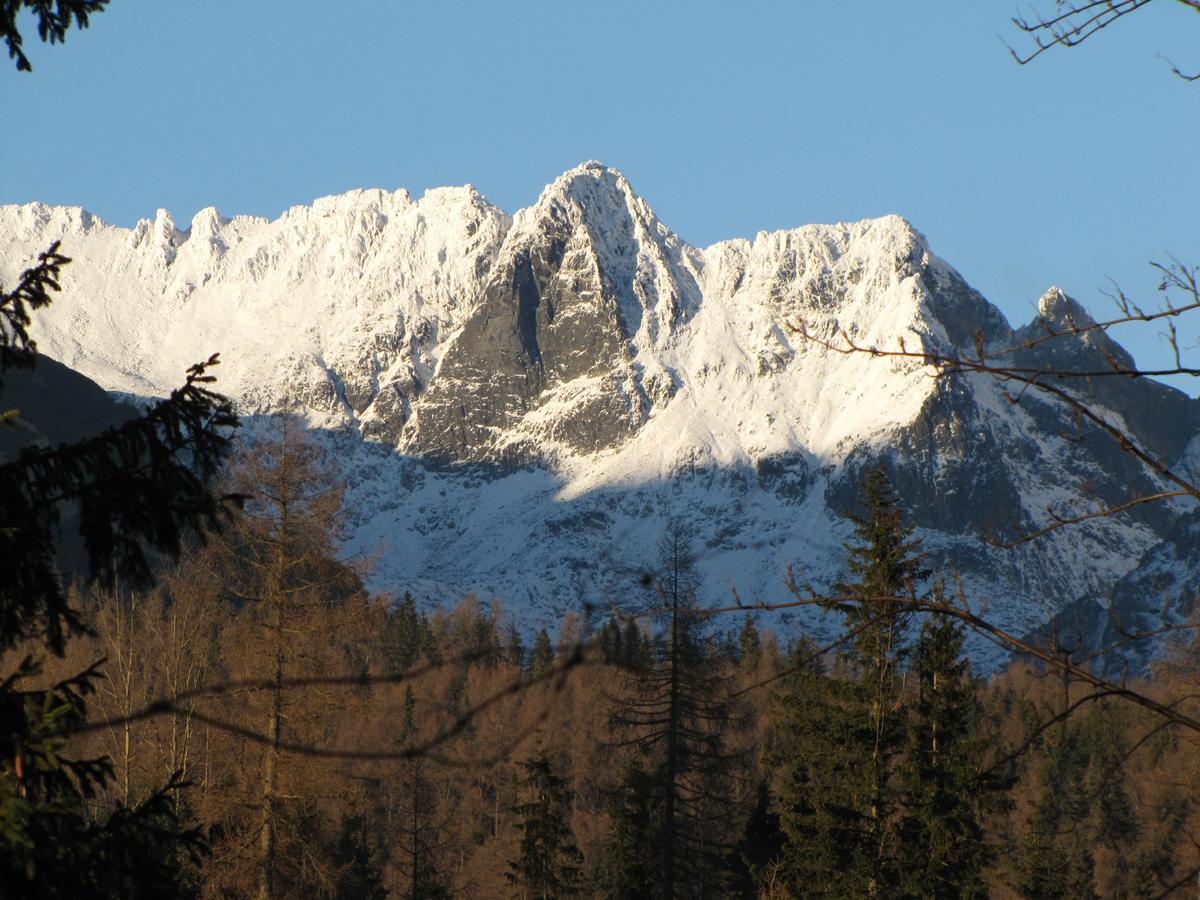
[729,783,784,899]
[897,614,991,899]
[1017,819,1072,900]
[383,592,431,675]
[3,0,109,72]
[773,665,880,897]
[620,617,648,671]
[331,814,388,900]
[597,763,665,899]
[1017,816,1099,900]
[1013,700,1145,898]
[506,749,584,899]
[468,606,503,667]
[394,686,451,900]
[737,614,762,668]
[506,623,526,669]
[530,627,555,679]
[1085,705,1140,852]
[775,466,927,898]
[833,466,925,672]
[598,616,622,664]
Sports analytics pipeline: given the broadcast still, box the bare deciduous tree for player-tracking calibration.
[1008,0,1200,79]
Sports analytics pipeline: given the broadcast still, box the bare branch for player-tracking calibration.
[72,644,593,768]
[706,592,1200,735]
[1008,0,1156,66]
[983,490,1192,548]
[786,321,1200,502]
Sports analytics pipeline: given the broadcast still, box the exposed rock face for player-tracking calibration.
[2,162,1197,667]
[405,163,700,462]
[1051,504,1200,675]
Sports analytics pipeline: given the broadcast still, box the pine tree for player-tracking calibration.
[506,749,584,899]
[897,614,991,899]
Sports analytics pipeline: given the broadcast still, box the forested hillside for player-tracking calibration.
[11,422,1196,898]
[3,3,1198,896]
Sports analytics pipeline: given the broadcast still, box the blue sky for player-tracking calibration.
[2,1,1197,387]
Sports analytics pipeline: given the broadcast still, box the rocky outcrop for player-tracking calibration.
[3,163,1197,666]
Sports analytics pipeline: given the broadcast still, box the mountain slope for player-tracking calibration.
[3,162,1196,662]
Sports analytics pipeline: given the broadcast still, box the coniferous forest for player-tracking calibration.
[6,420,1198,897]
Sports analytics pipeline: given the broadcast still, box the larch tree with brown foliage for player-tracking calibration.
[210,415,364,900]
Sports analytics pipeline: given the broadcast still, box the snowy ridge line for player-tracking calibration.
[3,162,1197,669]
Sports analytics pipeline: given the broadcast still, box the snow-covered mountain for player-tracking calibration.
[3,162,1197,662]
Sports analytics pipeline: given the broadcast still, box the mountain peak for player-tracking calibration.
[4,167,1193,668]
[1037,286,1096,328]
[528,160,643,221]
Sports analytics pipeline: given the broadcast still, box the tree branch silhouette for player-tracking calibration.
[70,642,592,768]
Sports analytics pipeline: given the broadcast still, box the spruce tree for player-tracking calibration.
[620,617,647,671]
[530,627,555,679]
[394,686,451,900]
[737,614,762,668]
[383,591,431,675]
[775,466,927,898]
[598,616,622,664]
[1017,819,1072,900]
[597,763,665,899]
[835,465,926,895]
[729,783,784,898]
[3,0,109,72]
[773,664,880,897]
[331,814,388,900]
[506,623,526,668]
[1085,705,1140,852]
[897,614,991,899]
[506,749,584,899]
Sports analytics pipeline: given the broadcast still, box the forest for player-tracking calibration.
[4,413,1197,899]
[3,2,1200,898]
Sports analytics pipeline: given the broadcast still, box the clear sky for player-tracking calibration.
[2,1,1197,388]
